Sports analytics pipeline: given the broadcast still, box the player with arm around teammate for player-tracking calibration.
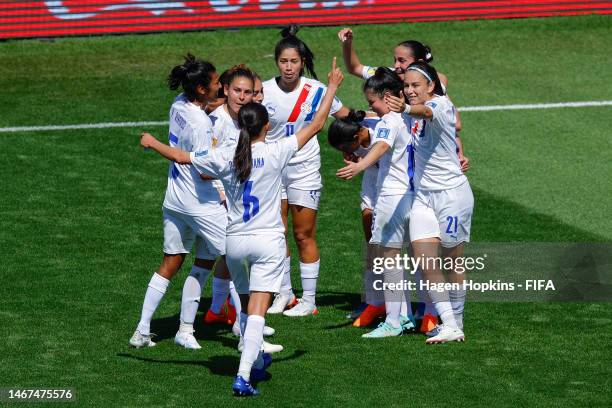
[129,54,226,350]
[328,110,387,327]
[262,25,351,317]
[337,67,418,338]
[386,61,474,343]
[337,28,469,173]
[140,58,344,396]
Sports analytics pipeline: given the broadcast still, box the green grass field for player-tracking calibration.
[1,15,611,407]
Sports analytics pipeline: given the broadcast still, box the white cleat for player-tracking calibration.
[267,292,297,314]
[238,338,284,354]
[425,325,465,344]
[282,299,318,317]
[174,330,202,350]
[232,322,275,337]
[129,330,156,348]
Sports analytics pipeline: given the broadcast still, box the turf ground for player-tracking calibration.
[1,14,611,407]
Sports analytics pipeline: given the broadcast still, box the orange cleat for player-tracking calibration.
[352,304,386,327]
[205,307,230,325]
[226,299,236,325]
[419,314,438,333]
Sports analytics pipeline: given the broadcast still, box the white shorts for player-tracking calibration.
[162,206,227,260]
[360,167,378,212]
[370,193,414,249]
[225,233,286,294]
[409,181,474,248]
[281,156,322,210]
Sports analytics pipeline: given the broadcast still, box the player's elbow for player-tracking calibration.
[175,152,191,165]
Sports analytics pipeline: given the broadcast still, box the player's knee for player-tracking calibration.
[293,229,315,247]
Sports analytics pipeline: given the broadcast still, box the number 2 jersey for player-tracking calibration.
[189,136,299,235]
[262,76,343,165]
[162,93,222,215]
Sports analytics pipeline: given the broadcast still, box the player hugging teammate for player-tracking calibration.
[132,24,472,397]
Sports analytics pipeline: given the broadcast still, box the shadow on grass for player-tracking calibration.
[116,349,308,377]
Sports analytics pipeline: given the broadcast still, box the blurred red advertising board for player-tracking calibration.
[1,1,611,39]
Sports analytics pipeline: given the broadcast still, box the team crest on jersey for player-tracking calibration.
[366,67,376,77]
[300,101,312,114]
[265,104,276,117]
[376,128,390,139]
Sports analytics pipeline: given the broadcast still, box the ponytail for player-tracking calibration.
[397,40,434,63]
[167,53,216,101]
[234,103,269,183]
[328,109,366,151]
[275,24,318,80]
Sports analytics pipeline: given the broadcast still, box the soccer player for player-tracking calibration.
[336,68,417,338]
[129,54,226,350]
[208,64,282,354]
[140,57,344,397]
[263,24,350,317]
[337,27,469,174]
[327,111,387,327]
[386,61,474,343]
[253,73,264,104]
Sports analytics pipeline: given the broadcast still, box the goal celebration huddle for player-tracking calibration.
[133,24,473,397]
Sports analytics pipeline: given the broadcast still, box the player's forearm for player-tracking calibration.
[358,141,388,170]
[150,139,192,164]
[342,41,364,77]
[406,104,433,120]
[455,134,465,157]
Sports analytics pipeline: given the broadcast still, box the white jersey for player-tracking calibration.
[209,104,240,149]
[190,136,299,235]
[163,93,221,215]
[412,95,466,191]
[372,111,414,196]
[263,76,343,164]
[355,116,381,182]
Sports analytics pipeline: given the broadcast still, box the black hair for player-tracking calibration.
[397,40,433,63]
[328,109,366,151]
[363,67,403,97]
[219,64,255,99]
[406,61,444,96]
[234,102,269,183]
[168,53,216,102]
[274,24,317,80]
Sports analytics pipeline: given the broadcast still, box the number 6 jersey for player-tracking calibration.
[190,136,299,235]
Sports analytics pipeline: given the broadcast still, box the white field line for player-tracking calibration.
[1,100,611,133]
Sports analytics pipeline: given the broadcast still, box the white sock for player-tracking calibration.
[237,315,265,381]
[280,256,293,296]
[415,268,437,316]
[210,277,230,313]
[179,266,211,325]
[229,281,242,316]
[401,269,413,319]
[383,267,403,328]
[239,312,248,338]
[428,291,458,329]
[300,260,319,305]
[450,288,466,330]
[136,273,170,335]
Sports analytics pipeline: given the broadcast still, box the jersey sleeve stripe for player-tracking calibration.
[304,87,324,122]
[287,83,312,123]
[169,132,179,145]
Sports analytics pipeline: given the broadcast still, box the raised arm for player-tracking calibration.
[140,132,192,164]
[336,141,389,180]
[338,28,365,78]
[294,57,344,149]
